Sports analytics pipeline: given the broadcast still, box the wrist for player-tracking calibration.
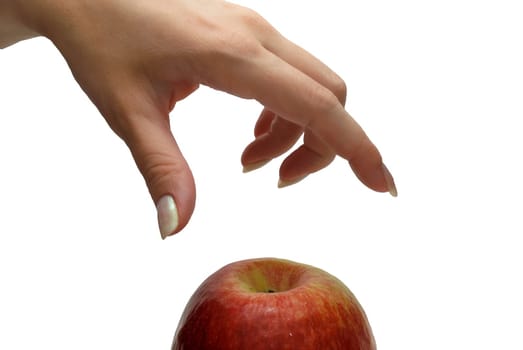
[1,0,77,47]
[0,1,39,48]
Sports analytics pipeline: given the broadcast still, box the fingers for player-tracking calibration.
[253,108,276,137]
[113,98,196,239]
[234,48,395,195]
[262,33,347,106]
[236,16,395,194]
[278,131,335,187]
[242,110,336,186]
[241,111,302,171]
[240,33,344,187]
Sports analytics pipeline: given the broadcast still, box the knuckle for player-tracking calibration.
[237,6,271,31]
[138,151,180,194]
[201,23,264,64]
[310,84,341,114]
[197,30,264,94]
[224,32,264,59]
[304,84,343,131]
[331,75,347,105]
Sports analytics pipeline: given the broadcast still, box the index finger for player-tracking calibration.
[237,51,396,195]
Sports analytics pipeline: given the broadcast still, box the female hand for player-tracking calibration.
[12,0,396,238]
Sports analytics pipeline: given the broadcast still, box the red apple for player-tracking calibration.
[172,257,376,350]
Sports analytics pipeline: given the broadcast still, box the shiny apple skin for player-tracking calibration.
[172,258,376,350]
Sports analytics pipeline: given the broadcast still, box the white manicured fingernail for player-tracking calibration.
[278,175,308,188]
[157,195,178,239]
[243,160,271,173]
[382,163,398,197]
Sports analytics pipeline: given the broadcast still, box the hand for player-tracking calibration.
[19,0,396,238]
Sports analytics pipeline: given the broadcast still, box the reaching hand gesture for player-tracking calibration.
[2,0,396,238]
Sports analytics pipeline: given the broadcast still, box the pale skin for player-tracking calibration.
[1,0,397,238]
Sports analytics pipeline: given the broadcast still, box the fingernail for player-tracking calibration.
[243,160,271,173]
[278,175,308,188]
[382,163,398,197]
[156,195,179,239]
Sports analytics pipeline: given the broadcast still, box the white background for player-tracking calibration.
[1,1,522,349]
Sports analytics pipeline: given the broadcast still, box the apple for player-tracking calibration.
[172,257,376,350]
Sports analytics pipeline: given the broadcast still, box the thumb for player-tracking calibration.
[120,106,196,239]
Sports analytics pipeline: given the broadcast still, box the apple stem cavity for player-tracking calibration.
[172,258,377,350]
